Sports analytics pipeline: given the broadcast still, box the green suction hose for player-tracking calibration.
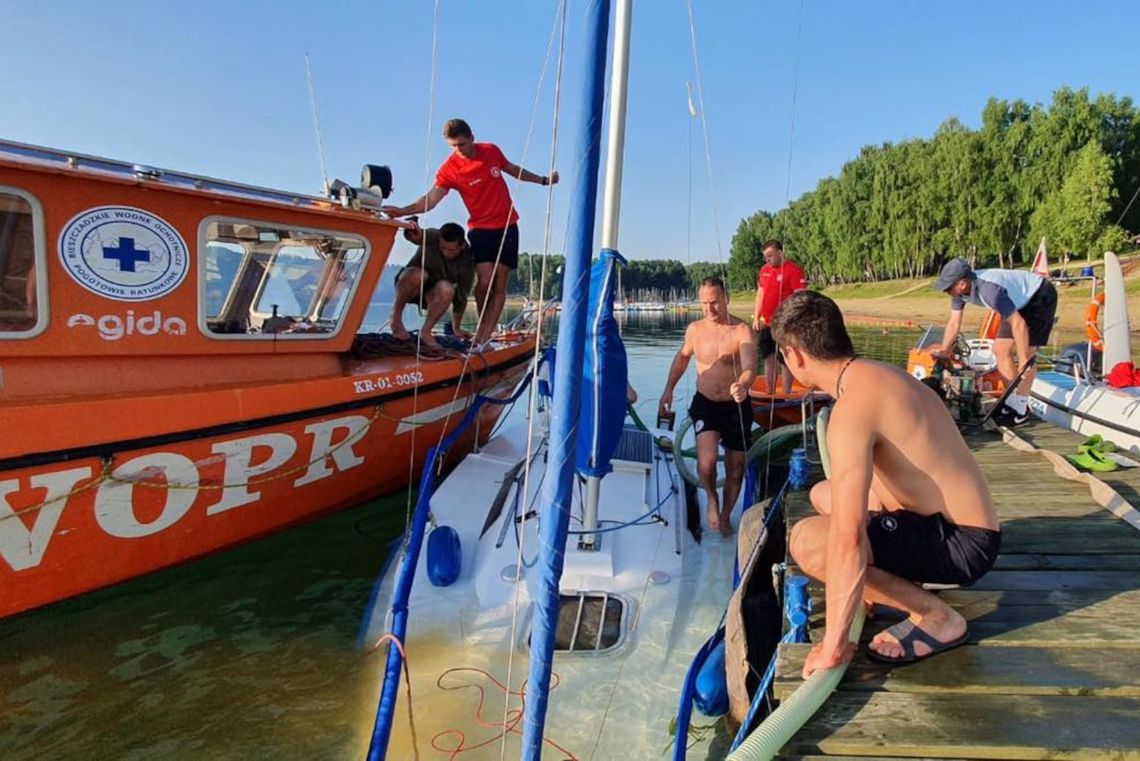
[672,419,804,489]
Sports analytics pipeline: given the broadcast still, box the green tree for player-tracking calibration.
[1030,140,1118,261]
[727,210,776,290]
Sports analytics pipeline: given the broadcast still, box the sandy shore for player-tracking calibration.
[728,282,1139,343]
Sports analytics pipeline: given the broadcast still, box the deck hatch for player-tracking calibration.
[612,427,653,465]
[545,592,626,653]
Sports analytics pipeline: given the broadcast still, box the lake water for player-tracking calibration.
[0,310,923,760]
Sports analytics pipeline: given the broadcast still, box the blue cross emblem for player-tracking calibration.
[102,237,151,272]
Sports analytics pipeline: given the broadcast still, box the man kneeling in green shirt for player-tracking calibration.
[390,221,475,348]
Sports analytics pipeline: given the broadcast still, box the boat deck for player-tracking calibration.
[772,420,1140,759]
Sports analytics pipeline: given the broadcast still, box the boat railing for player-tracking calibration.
[503,296,561,334]
[0,138,401,216]
[365,352,545,760]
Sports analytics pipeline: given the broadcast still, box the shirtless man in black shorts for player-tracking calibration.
[770,291,1001,673]
[660,277,756,535]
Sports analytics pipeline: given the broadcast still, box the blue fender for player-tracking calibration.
[426,525,461,587]
[694,638,729,716]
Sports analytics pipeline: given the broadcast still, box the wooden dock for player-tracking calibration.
[772,420,1140,759]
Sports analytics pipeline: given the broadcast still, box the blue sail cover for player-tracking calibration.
[576,249,628,477]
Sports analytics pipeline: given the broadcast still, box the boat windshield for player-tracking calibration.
[0,189,43,336]
[201,219,367,338]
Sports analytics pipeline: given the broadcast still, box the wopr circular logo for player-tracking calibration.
[58,206,188,301]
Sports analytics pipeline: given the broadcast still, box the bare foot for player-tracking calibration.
[868,609,966,660]
[391,322,411,341]
[707,505,720,532]
[718,510,733,536]
[417,333,441,349]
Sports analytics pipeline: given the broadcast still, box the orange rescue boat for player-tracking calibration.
[0,141,536,618]
[748,377,829,428]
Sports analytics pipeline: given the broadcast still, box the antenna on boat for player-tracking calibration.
[305,53,331,196]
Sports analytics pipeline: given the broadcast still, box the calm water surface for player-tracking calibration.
[0,310,921,760]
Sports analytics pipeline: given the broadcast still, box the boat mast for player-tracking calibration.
[600,0,631,251]
[580,0,632,549]
[521,0,612,756]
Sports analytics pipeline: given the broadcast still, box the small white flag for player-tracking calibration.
[685,81,698,118]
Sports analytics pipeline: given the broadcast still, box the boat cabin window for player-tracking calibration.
[201,219,367,338]
[0,189,44,337]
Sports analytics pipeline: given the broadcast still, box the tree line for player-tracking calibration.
[725,87,1140,290]
[508,255,726,301]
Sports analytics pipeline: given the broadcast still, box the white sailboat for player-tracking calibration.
[358,2,779,758]
[1030,252,1140,454]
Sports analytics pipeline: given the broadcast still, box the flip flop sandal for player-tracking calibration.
[1067,448,1120,473]
[1080,435,1118,454]
[865,619,970,665]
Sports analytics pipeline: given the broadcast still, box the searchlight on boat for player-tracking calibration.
[328,163,394,212]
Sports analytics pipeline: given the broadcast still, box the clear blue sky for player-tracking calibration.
[2,1,1135,264]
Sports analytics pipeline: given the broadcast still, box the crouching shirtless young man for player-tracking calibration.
[660,277,756,535]
[770,291,1001,674]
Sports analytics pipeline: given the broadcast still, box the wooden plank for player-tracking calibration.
[802,587,1140,610]
[803,591,1140,646]
[997,519,1140,553]
[937,588,1140,608]
[992,553,1140,571]
[782,692,1140,759]
[968,569,1140,591]
[809,587,1140,612]
[775,644,1140,700]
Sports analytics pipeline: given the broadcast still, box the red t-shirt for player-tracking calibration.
[434,142,519,230]
[757,260,805,322]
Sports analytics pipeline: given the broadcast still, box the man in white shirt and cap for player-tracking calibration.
[931,258,1057,426]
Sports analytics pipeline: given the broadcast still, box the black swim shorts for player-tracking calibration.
[867,510,1000,586]
[468,224,520,270]
[997,279,1057,348]
[688,391,752,452]
[396,266,439,308]
[757,326,777,359]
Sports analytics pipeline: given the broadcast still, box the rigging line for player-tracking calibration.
[684,0,725,264]
[1116,180,1140,227]
[466,0,566,355]
[402,0,442,540]
[681,81,698,416]
[783,0,805,203]
[500,3,569,759]
[684,0,751,494]
[765,0,808,482]
[304,53,330,194]
[430,0,565,463]
[686,81,695,268]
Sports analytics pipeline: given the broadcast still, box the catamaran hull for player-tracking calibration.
[0,343,534,619]
[1030,370,1140,454]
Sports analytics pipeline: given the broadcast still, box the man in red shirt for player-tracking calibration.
[751,239,806,394]
[382,118,558,346]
